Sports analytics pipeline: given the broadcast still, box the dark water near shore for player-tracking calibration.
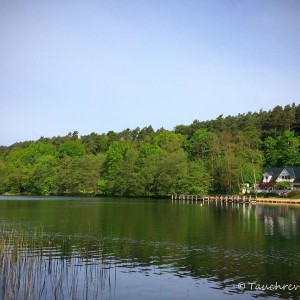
[0,196,300,299]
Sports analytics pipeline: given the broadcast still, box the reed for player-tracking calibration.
[0,225,114,300]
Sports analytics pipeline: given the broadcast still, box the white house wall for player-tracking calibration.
[262,173,272,183]
[275,168,294,183]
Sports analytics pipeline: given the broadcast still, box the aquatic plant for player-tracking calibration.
[0,226,114,300]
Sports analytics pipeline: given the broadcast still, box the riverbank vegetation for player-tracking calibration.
[0,225,114,299]
[0,103,300,196]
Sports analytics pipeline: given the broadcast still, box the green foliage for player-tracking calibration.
[154,149,187,196]
[8,142,57,165]
[1,103,300,196]
[135,144,162,196]
[0,159,7,193]
[259,192,281,198]
[58,154,104,194]
[105,141,135,168]
[104,141,139,196]
[275,181,291,190]
[177,160,211,195]
[24,155,59,195]
[185,129,218,160]
[287,190,300,199]
[96,179,107,194]
[59,141,86,157]
[262,130,300,167]
[80,133,108,154]
[153,131,186,152]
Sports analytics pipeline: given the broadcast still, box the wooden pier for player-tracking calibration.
[171,194,255,203]
[171,194,300,204]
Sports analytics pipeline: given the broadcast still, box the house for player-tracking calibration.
[259,167,300,193]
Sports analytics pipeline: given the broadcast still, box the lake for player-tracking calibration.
[0,196,300,299]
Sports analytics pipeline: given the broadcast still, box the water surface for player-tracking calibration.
[0,196,300,299]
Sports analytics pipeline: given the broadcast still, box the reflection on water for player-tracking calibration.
[0,197,300,299]
[255,205,299,238]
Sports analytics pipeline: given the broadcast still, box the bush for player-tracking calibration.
[256,192,280,198]
[263,192,280,198]
[287,190,300,199]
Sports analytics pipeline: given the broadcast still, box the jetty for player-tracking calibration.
[171,194,300,204]
[171,194,255,203]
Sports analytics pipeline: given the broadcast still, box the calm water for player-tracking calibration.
[0,196,300,299]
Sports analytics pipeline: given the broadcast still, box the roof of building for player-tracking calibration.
[264,166,300,183]
[264,167,284,176]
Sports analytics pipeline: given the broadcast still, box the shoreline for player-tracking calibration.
[1,194,300,205]
[172,194,300,205]
[255,197,300,204]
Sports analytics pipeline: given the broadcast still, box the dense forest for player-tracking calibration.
[1,103,300,197]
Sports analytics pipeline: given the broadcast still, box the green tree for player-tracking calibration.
[135,144,162,196]
[262,136,277,167]
[154,149,187,196]
[5,143,58,194]
[185,129,219,160]
[275,181,291,190]
[177,160,211,195]
[154,130,186,152]
[276,130,300,166]
[104,141,139,196]
[0,159,8,193]
[24,155,59,195]
[80,133,109,154]
[262,130,300,167]
[59,140,86,157]
[58,154,104,194]
[137,126,155,143]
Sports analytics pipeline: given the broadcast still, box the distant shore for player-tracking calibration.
[1,194,300,204]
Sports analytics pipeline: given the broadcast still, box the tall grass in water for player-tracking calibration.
[0,226,114,300]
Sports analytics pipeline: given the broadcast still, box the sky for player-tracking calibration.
[0,0,300,146]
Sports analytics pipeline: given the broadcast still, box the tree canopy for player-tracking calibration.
[1,103,300,196]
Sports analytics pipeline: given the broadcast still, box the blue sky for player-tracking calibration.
[0,0,299,146]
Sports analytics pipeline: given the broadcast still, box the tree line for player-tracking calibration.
[0,103,300,196]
